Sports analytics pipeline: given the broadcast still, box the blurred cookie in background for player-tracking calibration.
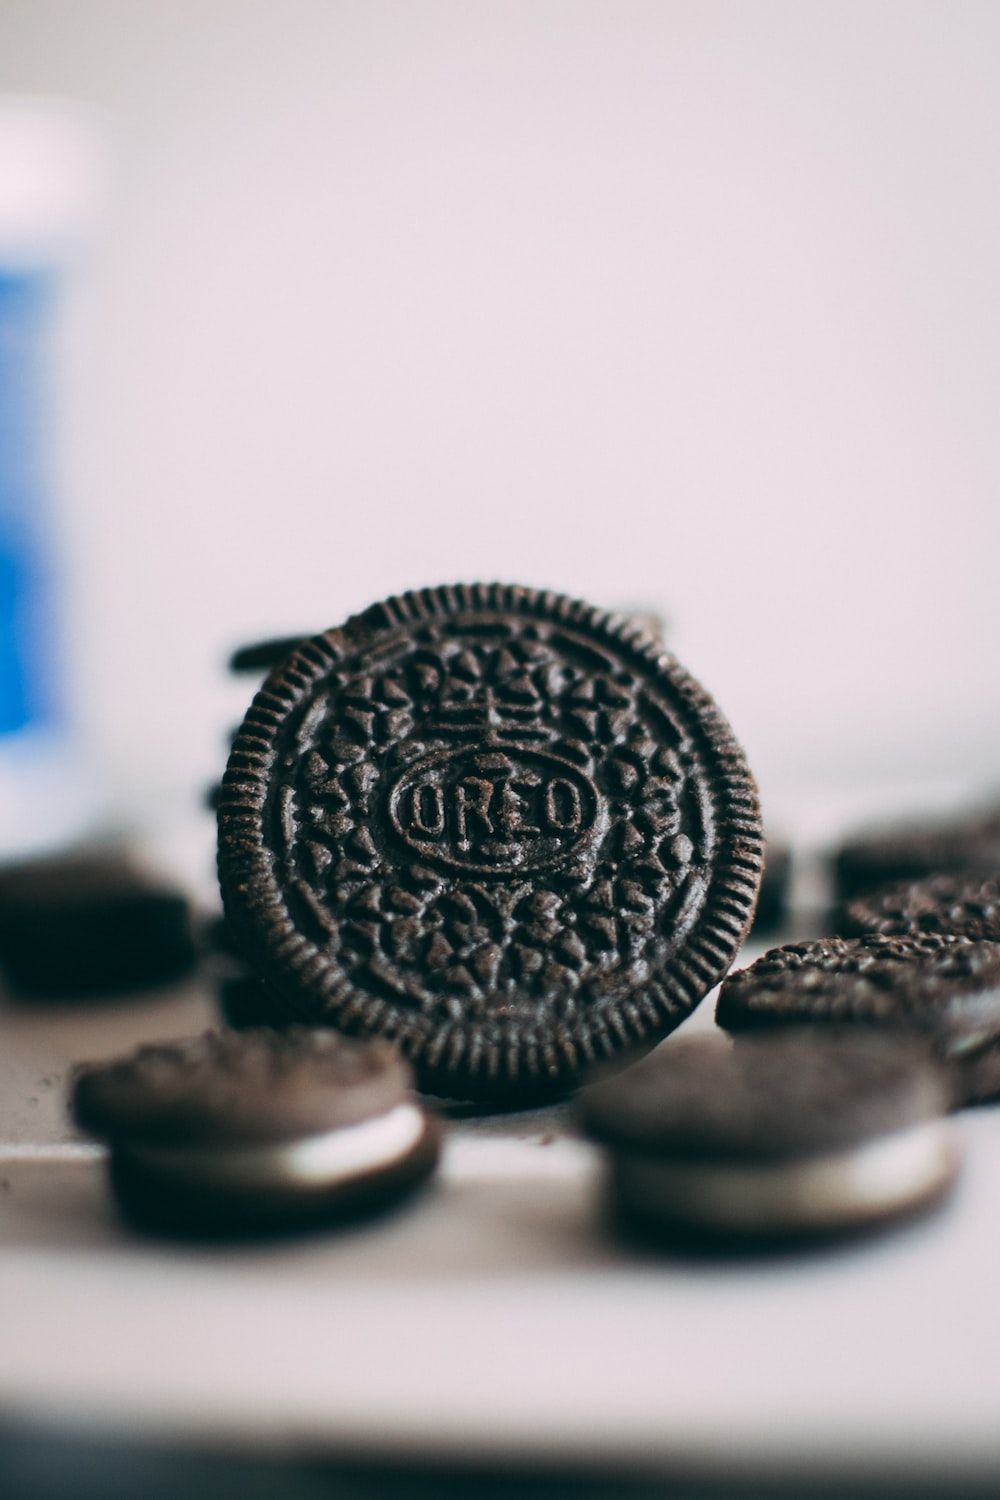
[216,972,289,1032]
[832,805,1000,905]
[749,835,792,937]
[227,634,313,676]
[579,1030,958,1245]
[839,873,1000,943]
[0,844,196,998]
[716,933,1000,1107]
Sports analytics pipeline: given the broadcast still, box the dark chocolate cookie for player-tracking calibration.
[581,1030,949,1162]
[840,873,1000,942]
[73,1028,410,1147]
[750,836,791,935]
[716,933,1000,1057]
[72,1029,439,1235]
[832,817,1000,903]
[229,634,311,675]
[0,848,196,997]
[579,1031,957,1240]
[216,973,288,1031]
[217,584,762,1101]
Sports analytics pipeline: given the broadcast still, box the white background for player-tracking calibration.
[2,11,1000,1470]
[2,0,999,832]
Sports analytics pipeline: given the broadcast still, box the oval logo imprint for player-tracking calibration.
[387,746,603,874]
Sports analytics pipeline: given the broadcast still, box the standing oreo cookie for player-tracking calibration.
[840,874,1000,942]
[716,934,1000,1105]
[579,1031,958,1242]
[218,584,762,1101]
[72,1030,439,1236]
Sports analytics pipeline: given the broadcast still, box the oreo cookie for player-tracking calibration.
[579,1031,958,1241]
[751,836,791,935]
[216,973,287,1030]
[217,584,762,1101]
[72,1030,440,1236]
[0,848,196,997]
[716,934,1000,1104]
[832,815,1000,904]
[228,634,311,675]
[840,873,1000,942]
[197,914,274,1028]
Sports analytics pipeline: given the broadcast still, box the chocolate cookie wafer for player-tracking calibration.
[217,973,287,1031]
[217,584,762,1102]
[579,1031,958,1242]
[840,873,1000,942]
[716,934,1000,1105]
[0,848,196,997]
[72,1029,439,1236]
[833,817,1000,904]
[228,634,312,675]
[751,836,791,936]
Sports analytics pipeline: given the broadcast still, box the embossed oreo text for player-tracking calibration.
[388,746,602,873]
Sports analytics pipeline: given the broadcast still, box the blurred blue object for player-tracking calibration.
[0,99,104,855]
[0,267,57,738]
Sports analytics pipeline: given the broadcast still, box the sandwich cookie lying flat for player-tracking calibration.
[0,847,196,998]
[72,1030,440,1236]
[579,1032,958,1242]
[217,583,762,1102]
[832,815,1000,904]
[715,934,1000,1106]
[840,874,1000,943]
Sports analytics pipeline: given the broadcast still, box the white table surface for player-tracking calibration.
[1,896,998,1488]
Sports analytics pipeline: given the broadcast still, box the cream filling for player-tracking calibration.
[614,1119,958,1233]
[125,1102,427,1193]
